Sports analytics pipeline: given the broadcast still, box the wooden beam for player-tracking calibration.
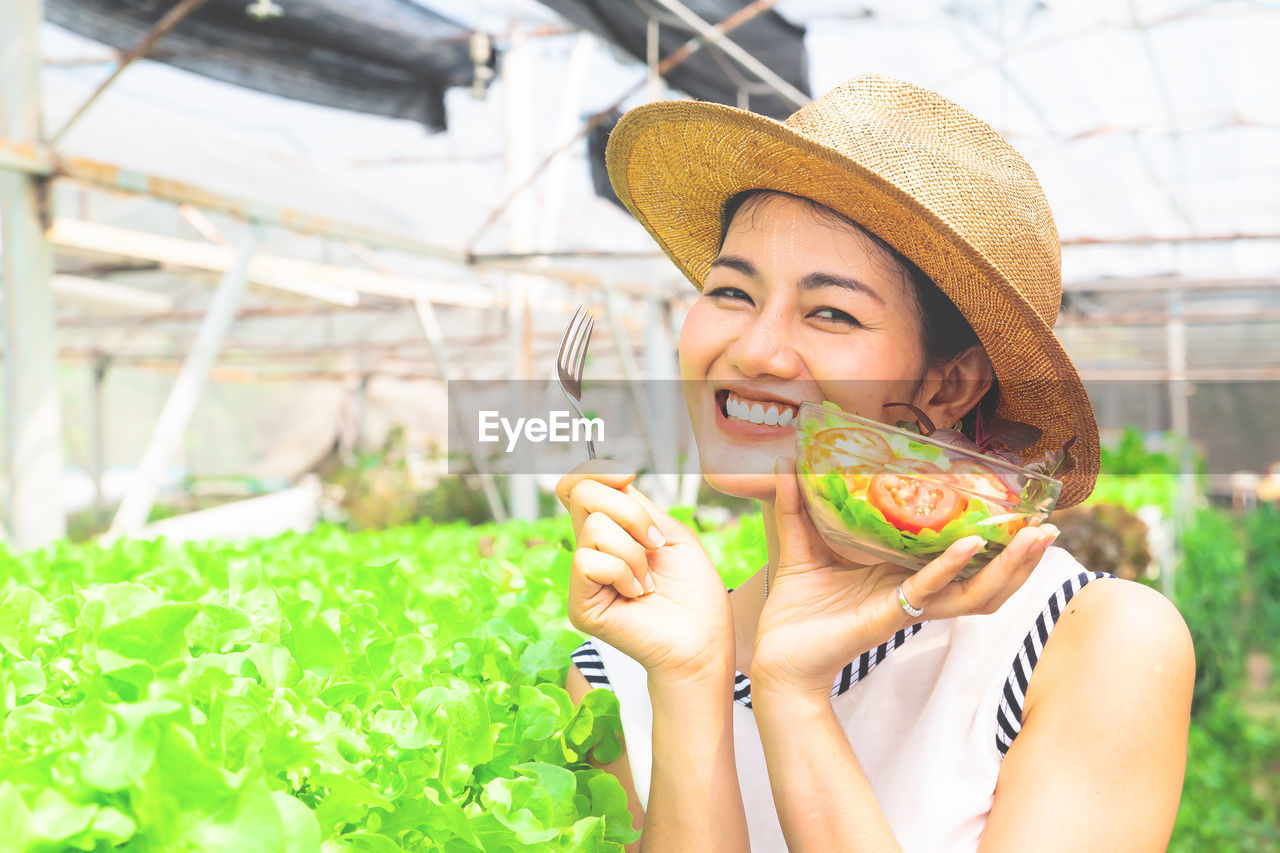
[0,138,467,264]
[1064,275,1278,293]
[1078,368,1280,381]
[1062,233,1280,247]
[52,273,175,312]
[47,218,500,308]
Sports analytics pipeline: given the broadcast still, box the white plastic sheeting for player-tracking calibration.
[8,0,1279,493]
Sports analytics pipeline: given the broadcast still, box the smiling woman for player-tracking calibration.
[557,75,1193,853]
[681,190,993,500]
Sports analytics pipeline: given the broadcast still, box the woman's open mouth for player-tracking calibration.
[714,389,799,435]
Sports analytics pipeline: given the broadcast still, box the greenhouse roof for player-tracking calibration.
[20,1,1275,373]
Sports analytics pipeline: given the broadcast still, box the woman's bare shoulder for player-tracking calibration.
[1049,577,1191,663]
[1025,575,1194,721]
[982,579,1193,851]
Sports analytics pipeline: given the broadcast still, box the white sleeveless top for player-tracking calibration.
[571,547,1112,852]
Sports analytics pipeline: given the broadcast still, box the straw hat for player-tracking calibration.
[605,73,1098,508]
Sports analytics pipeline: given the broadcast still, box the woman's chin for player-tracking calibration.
[700,471,778,502]
[695,441,796,500]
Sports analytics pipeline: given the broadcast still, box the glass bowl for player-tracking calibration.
[794,402,1062,578]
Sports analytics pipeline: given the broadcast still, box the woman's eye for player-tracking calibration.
[811,306,861,325]
[706,286,752,303]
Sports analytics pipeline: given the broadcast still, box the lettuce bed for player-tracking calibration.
[0,510,1257,849]
[0,521,649,852]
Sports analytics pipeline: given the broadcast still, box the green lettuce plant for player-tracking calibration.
[0,521,638,852]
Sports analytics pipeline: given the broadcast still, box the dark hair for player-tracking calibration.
[719,189,999,432]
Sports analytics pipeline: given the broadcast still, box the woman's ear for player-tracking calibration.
[916,345,993,429]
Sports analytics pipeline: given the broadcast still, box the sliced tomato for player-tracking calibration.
[1000,515,1030,537]
[892,458,945,476]
[944,461,1030,538]
[947,461,1018,507]
[816,427,892,465]
[867,471,964,534]
[842,467,875,497]
[805,444,873,497]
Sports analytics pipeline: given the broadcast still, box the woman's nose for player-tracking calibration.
[727,309,803,378]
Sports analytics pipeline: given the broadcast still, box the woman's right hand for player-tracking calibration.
[557,460,735,681]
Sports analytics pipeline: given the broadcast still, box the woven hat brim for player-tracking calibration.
[607,100,1098,508]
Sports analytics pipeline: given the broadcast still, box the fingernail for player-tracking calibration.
[647,525,666,548]
[644,575,657,594]
[1039,525,1060,545]
[962,536,985,556]
[631,577,645,597]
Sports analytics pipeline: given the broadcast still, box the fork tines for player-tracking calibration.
[557,306,594,397]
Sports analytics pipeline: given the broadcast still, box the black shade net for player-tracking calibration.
[539,0,809,119]
[43,1,808,207]
[44,0,492,132]
[538,0,810,206]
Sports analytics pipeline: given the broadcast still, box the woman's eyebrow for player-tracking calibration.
[709,255,758,278]
[798,271,884,305]
[709,255,884,305]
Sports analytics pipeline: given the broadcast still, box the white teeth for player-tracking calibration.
[723,391,797,428]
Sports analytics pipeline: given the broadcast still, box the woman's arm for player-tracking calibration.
[557,461,751,850]
[644,659,750,852]
[751,678,902,852]
[751,579,1193,853]
[566,661,750,853]
[978,578,1193,852]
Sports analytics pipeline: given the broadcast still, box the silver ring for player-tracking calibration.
[897,584,924,618]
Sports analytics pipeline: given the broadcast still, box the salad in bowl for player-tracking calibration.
[795,401,1072,578]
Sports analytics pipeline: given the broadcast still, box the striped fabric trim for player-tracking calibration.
[569,587,925,709]
[570,641,613,689]
[995,571,1113,758]
[571,625,924,710]
[728,623,926,710]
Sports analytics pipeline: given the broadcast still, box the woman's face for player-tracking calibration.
[679,192,933,500]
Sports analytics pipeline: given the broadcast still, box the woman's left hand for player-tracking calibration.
[750,457,1060,698]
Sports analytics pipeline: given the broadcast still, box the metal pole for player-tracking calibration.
[413,300,507,523]
[104,227,259,541]
[651,0,808,108]
[670,298,702,505]
[351,372,369,456]
[644,299,680,505]
[504,23,539,521]
[91,353,108,516]
[646,16,663,98]
[1,0,66,547]
[536,34,591,254]
[1165,287,1189,602]
[604,290,670,505]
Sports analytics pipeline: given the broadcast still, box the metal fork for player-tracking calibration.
[555,305,597,459]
